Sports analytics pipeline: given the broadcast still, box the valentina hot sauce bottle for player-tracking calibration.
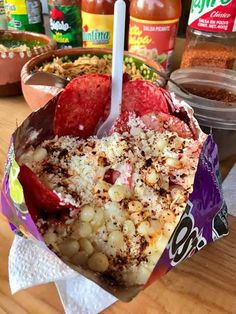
[128,0,182,72]
[81,0,130,49]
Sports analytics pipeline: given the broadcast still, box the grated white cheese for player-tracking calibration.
[20,115,203,287]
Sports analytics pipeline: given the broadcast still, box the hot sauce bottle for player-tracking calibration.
[81,0,130,49]
[4,0,45,33]
[128,0,181,72]
[48,0,82,49]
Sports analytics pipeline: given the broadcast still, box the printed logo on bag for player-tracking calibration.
[188,0,236,32]
[168,203,207,266]
[212,202,229,240]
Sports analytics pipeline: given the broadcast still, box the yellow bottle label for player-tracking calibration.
[82,11,113,48]
[4,0,27,15]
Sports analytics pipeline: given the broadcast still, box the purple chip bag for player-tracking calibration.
[0,92,228,301]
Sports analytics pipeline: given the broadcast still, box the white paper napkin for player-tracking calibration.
[223,163,236,217]
[9,235,117,314]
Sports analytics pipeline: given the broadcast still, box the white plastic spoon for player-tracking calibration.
[96,0,126,138]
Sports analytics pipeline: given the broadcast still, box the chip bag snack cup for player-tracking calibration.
[1,75,228,301]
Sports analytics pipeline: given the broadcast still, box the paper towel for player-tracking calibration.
[9,236,117,314]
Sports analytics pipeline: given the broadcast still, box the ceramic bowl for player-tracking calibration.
[21,48,164,111]
[0,30,56,97]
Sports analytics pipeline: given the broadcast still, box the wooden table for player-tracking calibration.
[0,96,236,314]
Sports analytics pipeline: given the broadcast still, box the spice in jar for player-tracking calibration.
[128,0,181,72]
[181,0,236,69]
[182,83,236,104]
[48,0,82,49]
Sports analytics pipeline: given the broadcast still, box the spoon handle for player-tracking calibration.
[96,0,126,138]
[111,0,126,119]
[24,71,69,88]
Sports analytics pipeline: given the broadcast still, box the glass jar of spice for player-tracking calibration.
[181,0,236,70]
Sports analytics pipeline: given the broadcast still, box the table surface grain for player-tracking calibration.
[0,96,236,314]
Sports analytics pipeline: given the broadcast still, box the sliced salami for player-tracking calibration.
[54,74,111,138]
[141,112,193,139]
[122,80,169,116]
[18,165,71,214]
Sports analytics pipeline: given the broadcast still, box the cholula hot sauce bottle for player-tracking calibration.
[128,0,181,72]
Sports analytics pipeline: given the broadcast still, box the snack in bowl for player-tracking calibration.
[36,55,151,81]
[1,74,228,301]
[21,48,165,111]
[0,30,55,96]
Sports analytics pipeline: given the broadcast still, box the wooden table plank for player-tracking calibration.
[0,96,236,314]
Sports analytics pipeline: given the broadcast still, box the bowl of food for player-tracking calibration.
[168,67,236,161]
[21,48,165,111]
[0,30,56,97]
[2,74,228,301]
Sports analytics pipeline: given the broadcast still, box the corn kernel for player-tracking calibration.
[94,180,111,197]
[108,184,126,202]
[149,220,162,234]
[130,212,143,224]
[79,238,94,256]
[156,138,167,151]
[123,220,136,237]
[128,200,143,212]
[170,186,185,201]
[44,229,57,246]
[74,222,92,238]
[88,252,109,272]
[155,235,168,253]
[145,168,159,186]
[148,251,162,265]
[165,157,181,169]
[59,239,80,258]
[33,147,47,162]
[108,230,125,249]
[80,205,95,222]
[137,221,150,236]
[105,202,126,223]
[91,208,105,230]
[136,266,151,285]
[106,221,119,232]
[71,251,88,266]
[163,222,176,238]
[159,210,175,224]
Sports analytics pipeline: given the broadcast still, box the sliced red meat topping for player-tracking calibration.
[141,112,193,139]
[54,74,111,138]
[104,169,121,185]
[122,80,169,116]
[18,165,71,214]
